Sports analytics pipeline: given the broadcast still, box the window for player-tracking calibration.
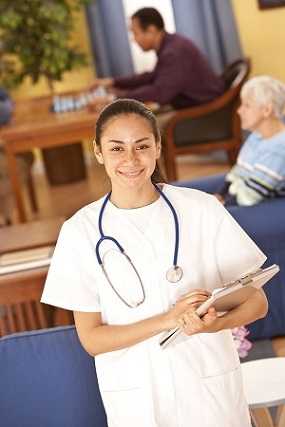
[122,0,176,73]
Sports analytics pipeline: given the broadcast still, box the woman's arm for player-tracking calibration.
[180,289,268,336]
[213,289,268,331]
[74,311,168,357]
[73,289,209,356]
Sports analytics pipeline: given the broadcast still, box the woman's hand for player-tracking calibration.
[162,289,210,330]
[178,307,220,336]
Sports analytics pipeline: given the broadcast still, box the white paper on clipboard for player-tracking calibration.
[159,264,280,349]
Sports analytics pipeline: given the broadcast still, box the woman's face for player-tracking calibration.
[95,113,161,191]
[237,94,269,132]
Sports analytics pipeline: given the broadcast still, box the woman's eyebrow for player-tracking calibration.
[107,137,151,144]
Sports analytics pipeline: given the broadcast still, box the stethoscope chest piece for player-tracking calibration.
[166,265,183,283]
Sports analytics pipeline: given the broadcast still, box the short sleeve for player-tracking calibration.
[41,220,101,312]
[213,200,267,284]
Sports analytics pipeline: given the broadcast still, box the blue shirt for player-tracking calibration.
[227,130,285,200]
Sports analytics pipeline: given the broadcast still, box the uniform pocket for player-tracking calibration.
[202,367,251,427]
[197,329,240,378]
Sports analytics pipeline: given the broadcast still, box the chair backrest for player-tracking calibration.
[166,58,251,145]
[222,58,250,90]
[163,58,251,180]
[0,267,49,337]
[0,326,107,427]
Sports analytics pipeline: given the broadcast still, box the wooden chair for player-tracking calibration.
[21,151,38,213]
[163,58,251,181]
[0,268,48,337]
[0,267,72,337]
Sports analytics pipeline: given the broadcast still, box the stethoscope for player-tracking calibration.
[95,183,183,308]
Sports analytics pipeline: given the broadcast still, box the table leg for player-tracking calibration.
[276,405,285,427]
[5,148,27,222]
[250,408,274,427]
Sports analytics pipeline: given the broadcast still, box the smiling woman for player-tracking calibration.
[93,98,162,207]
[41,98,268,427]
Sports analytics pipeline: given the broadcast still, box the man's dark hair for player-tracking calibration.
[132,8,164,31]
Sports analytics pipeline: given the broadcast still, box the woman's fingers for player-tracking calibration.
[179,289,210,302]
[184,294,209,306]
[202,307,217,324]
[177,307,219,335]
[182,289,210,297]
[177,311,203,335]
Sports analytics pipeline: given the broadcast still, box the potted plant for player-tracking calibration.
[0,0,91,185]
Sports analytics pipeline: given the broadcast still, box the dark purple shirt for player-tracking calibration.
[114,32,225,109]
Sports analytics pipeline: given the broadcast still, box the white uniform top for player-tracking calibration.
[41,184,266,427]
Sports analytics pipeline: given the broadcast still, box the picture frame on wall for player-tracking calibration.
[258,0,285,9]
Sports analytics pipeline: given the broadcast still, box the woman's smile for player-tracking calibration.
[117,168,144,178]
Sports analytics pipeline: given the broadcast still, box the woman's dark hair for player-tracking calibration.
[132,8,164,31]
[95,98,165,183]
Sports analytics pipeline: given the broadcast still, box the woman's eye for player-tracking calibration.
[137,145,149,150]
[111,146,123,152]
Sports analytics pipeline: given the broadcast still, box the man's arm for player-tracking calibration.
[119,52,184,105]
[114,71,155,89]
[89,72,155,95]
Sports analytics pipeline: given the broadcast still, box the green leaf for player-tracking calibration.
[0,0,92,88]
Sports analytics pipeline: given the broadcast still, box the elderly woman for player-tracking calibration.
[217,75,285,206]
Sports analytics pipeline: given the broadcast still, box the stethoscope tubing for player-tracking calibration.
[95,184,182,306]
[96,184,180,269]
[153,183,179,268]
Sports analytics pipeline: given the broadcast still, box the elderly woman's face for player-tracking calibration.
[237,94,268,131]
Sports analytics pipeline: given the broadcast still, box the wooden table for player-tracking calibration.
[0,216,65,254]
[0,95,99,222]
[0,216,72,328]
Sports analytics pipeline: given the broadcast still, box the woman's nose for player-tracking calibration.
[125,148,138,163]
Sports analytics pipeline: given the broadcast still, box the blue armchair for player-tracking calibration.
[0,326,107,427]
[174,173,285,340]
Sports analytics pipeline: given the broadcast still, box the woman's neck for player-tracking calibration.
[110,182,160,209]
[256,117,285,139]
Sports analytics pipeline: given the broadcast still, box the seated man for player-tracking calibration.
[216,75,285,206]
[90,7,225,109]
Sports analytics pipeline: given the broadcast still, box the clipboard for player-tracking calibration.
[159,264,280,349]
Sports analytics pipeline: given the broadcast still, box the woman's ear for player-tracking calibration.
[93,139,104,164]
[156,139,162,159]
[263,102,274,119]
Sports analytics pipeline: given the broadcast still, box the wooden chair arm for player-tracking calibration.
[165,85,241,133]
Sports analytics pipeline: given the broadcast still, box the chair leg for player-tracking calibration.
[26,169,38,212]
[250,408,274,427]
[276,404,285,427]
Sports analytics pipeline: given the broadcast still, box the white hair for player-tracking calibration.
[241,75,285,118]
